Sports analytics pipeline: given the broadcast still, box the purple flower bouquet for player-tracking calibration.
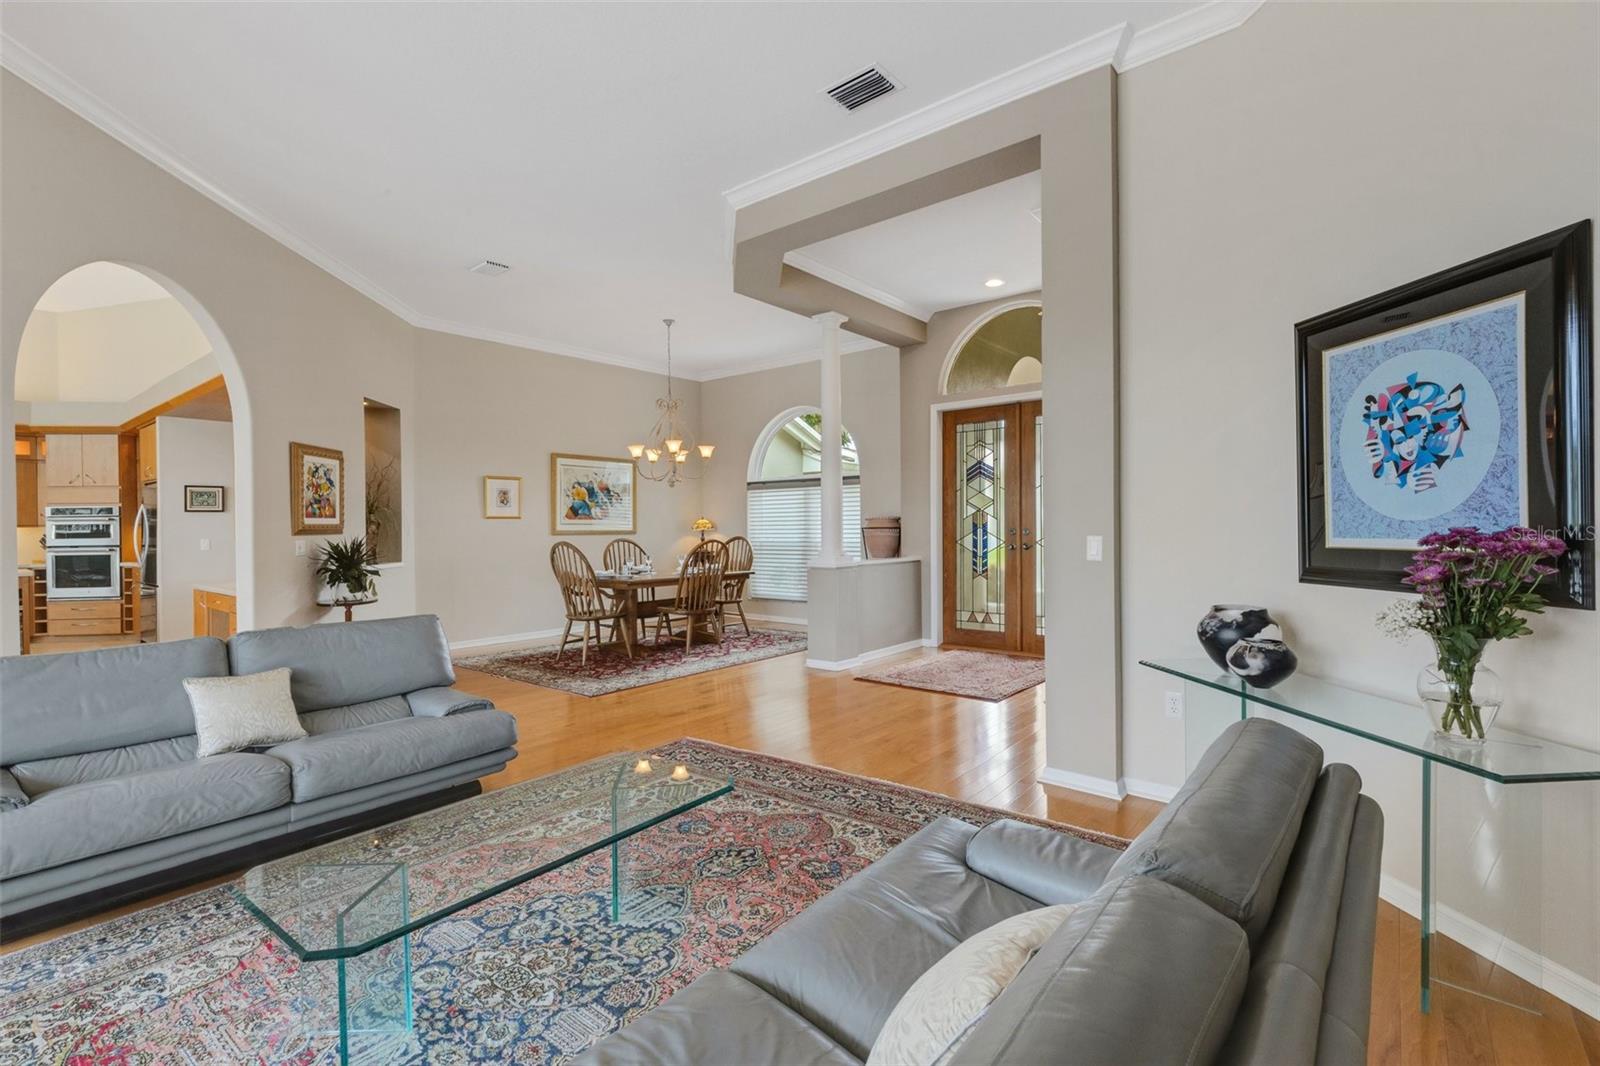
[1382,527,1565,741]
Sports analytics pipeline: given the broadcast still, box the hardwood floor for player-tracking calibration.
[5,642,1596,1064]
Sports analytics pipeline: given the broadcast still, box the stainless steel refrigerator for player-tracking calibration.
[135,483,158,641]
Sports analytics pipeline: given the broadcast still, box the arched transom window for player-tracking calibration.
[942,302,1042,394]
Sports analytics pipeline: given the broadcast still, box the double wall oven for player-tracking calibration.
[44,505,120,600]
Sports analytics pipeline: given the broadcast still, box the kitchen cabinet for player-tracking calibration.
[46,598,121,636]
[194,588,238,639]
[15,456,41,526]
[42,433,120,504]
[137,423,158,483]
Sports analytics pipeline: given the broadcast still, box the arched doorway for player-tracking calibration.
[7,261,253,653]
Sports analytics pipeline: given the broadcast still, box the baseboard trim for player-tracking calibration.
[747,612,807,626]
[806,637,927,673]
[1038,766,1127,801]
[1379,874,1600,1019]
[449,627,564,653]
[1122,777,1180,803]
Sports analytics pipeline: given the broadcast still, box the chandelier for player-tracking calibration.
[628,318,713,487]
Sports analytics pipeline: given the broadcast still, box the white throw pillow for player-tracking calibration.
[867,904,1074,1066]
[184,668,307,757]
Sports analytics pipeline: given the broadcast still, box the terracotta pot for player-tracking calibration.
[862,516,901,560]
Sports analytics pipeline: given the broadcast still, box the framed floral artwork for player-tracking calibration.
[290,442,344,535]
[1296,221,1592,608]
[550,453,635,535]
[483,475,523,519]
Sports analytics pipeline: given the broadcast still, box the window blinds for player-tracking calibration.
[746,478,862,601]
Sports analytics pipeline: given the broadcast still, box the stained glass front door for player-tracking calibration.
[942,403,1043,654]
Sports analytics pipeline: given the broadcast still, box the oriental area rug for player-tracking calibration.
[857,649,1046,701]
[0,739,1124,1065]
[458,628,808,696]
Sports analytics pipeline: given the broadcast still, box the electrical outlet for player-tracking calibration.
[1164,690,1185,719]
[294,540,308,557]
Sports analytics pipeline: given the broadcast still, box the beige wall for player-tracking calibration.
[700,345,901,620]
[1118,0,1598,984]
[16,297,211,402]
[156,416,235,641]
[898,293,1043,637]
[1,68,419,649]
[411,328,705,645]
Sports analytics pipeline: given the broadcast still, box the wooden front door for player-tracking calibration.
[941,401,1044,654]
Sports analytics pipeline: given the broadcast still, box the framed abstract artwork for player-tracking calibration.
[184,485,224,512]
[483,475,523,519]
[550,453,635,535]
[290,442,345,535]
[1297,221,1593,608]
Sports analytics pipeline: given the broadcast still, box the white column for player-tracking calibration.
[813,311,849,565]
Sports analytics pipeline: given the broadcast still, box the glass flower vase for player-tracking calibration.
[1417,654,1503,743]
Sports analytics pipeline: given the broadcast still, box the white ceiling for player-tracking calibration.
[788,171,1042,321]
[0,2,1244,378]
[33,261,173,313]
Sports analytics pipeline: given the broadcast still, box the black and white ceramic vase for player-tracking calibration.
[1196,605,1276,670]
[1225,638,1299,689]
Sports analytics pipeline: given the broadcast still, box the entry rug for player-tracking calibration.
[0,740,1125,1065]
[857,649,1046,701]
[459,628,808,696]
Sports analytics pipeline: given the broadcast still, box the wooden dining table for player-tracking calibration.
[594,569,752,646]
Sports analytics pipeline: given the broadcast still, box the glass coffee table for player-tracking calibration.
[233,754,732,1064]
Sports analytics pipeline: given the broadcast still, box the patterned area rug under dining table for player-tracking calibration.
[0,740,1125,1065]
[459,628,808,696]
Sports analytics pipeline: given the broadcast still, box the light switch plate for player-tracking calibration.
[1086,535,1104,562]
[199,538,210,551]
[294,540,308,557]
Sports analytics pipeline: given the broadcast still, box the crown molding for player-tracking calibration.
[724,23,1128,211]
[0,31,743,382]
[0,32,422,326]
[782,251,932,323]
[723,1,1263,213]
[1119,0,1264,71]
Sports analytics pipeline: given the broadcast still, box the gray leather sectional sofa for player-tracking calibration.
[0,614,517,939]
[579,717,1383,1066]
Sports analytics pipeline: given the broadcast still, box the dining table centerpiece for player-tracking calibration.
[1377,526,1566,743]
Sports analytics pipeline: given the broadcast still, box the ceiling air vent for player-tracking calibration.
[826,67,897,112]
[469,259,511,276]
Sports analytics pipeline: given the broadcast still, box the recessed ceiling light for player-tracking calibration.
[984,278,1005,288]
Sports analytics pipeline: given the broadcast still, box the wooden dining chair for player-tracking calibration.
[551,542,632,665]
[718,535,754,636]
[602,538,661,641]
[655,540,727,652]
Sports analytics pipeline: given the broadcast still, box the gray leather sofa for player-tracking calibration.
[0,614,517,939]
[579,718,1383,1066]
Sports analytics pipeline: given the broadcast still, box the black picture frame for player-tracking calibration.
[183,485,225,512]
[1296,221,1593,610]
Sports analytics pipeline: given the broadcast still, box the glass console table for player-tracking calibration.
[1141,658,1600,1015]
[235,755,732,1064]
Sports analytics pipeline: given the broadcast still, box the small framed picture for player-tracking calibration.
[483,475,523,519]
[184,485,224,512]
[290,442,345,535]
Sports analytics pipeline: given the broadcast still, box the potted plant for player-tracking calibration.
[314,536,380,605]
[1377,526,1565,742]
